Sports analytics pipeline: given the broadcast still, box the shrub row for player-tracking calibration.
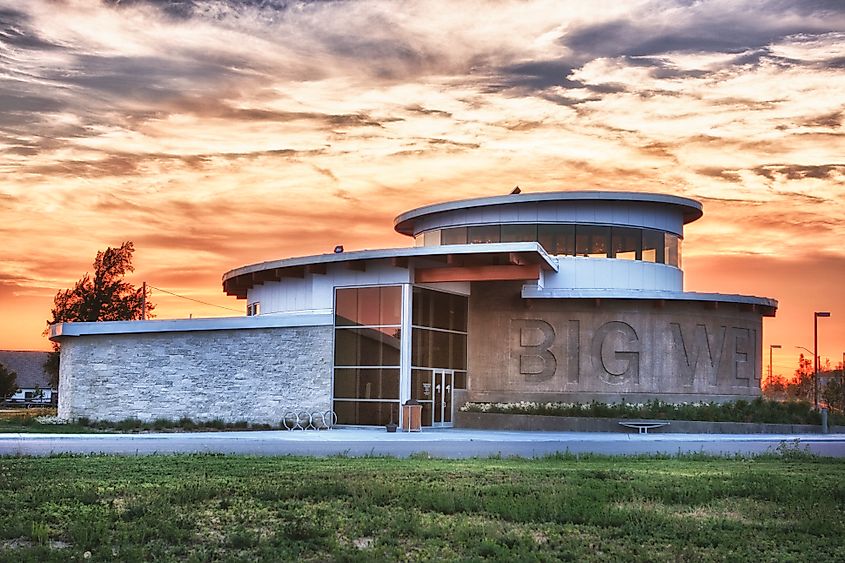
[460,398,844,425]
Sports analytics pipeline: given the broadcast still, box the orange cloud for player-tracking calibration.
[1,0,843,365]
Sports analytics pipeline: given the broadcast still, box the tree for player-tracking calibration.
[0,362,18,401]
[788,353,814,402]
[44,241,154,387]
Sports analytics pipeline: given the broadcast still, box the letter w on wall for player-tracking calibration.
[670,323,725,386]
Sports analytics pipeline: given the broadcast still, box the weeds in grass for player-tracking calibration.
[29,522,49,546]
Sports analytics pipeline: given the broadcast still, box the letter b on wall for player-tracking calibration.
[510,319,556,382]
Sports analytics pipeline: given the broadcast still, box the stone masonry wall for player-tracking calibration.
[58,326,333,424]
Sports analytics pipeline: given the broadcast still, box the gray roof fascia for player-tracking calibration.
[49,312,333,341]
[394,191,704,234]
[521,286,778,309]
[223,242,558,281]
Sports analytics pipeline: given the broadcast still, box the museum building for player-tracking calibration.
[51,191,778,427]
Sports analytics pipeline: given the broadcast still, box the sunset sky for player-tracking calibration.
[1,0,843,379]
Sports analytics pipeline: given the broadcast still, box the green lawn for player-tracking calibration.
[1,454,843,561]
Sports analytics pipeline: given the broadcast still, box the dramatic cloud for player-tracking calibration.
[0,0,843,371]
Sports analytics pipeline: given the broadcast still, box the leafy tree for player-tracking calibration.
[0,362,18,400]
[44,241,154,387]
[788,353,814,402]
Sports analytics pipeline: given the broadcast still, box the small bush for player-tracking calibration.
[206,418,226,430]
[178,416,196,429]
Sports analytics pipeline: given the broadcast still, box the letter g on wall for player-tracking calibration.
[592,321,640,385]
[510,319,557,382]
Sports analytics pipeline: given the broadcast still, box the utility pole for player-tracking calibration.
[142,281,147,320]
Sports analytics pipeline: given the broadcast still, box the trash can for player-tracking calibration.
[402,399,422,432]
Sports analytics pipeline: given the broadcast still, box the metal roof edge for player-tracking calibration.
[49,312,333,340]
[521,286,778,309]
[222,242,558,281]
[394,191,704,235]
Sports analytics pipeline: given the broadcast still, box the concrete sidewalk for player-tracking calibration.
[2,428,845,458]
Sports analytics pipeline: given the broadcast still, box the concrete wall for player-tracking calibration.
[455,412,839,435]
[58,325,333,424]
[467,282,764,404]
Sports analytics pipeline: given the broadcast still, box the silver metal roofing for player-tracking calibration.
[521,286,778,316]
[50,313,333,340]
[222,242,558,298]
[394,191,704,235]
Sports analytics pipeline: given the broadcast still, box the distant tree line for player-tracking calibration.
[763,354,845,412]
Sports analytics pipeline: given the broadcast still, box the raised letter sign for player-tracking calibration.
[592,321,640,385]
[670,323,726,386]
[731,327,755,384]
[510,319,556,382]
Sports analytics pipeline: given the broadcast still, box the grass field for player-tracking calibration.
[1,453,843,561]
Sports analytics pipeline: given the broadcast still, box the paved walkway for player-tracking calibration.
[2,428,845,458]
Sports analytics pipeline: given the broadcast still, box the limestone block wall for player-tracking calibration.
[467,282,765,404]
[58,326,333,424]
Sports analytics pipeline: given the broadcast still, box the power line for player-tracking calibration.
[146,284,243,313]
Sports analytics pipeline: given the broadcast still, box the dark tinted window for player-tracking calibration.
[576,225,610,258]
[642,229,665,263]
[335,286,401,326]
[501,224,537,243]
[441,227,467,244]
[333,400,398,426]
[467,224,500,243]
[333,368,400,399]
[334,327,401,366]
[412,287,468,331]
[611,227,642,260]
[538,224,575,255]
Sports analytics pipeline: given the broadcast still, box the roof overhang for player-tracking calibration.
[222,242,558,299]
[49,313,333,341]
[394,190,704,236]
[521,287,778,317]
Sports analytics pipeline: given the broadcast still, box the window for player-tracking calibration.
[411,286,468,386]
[501,224,537,243]
[611,227,641,260]
[441,227,468,245]
[575,225,610,258]
[538,224,575,255]
[423,229,441,246]
[642,229,665,264]
[246,302,260,316]
[335,286,401,327]
[467,224,500,244]
[665,233,681,267]
[416,222,681,267]
[333,286,403,425]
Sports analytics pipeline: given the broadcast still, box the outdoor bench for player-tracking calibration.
[618,420,671,434]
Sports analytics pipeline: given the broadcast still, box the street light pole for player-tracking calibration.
[814,311,831,410]
[769,344,781,381]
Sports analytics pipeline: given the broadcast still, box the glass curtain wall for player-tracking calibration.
[410,287,468,426]
[333,286,403,425]
[415,224,682,267]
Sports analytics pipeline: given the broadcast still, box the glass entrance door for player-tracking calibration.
[432,369,453,427]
